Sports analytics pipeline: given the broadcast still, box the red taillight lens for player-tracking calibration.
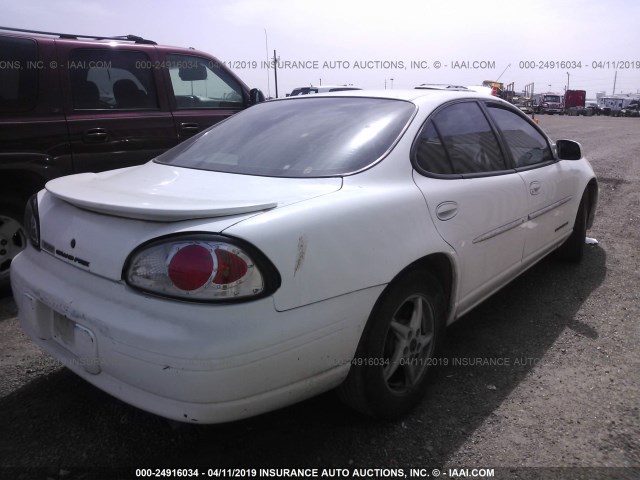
[213,248,248,284]
[168,244,214,291]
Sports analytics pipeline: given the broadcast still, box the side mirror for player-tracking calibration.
[556,139,582,160]
[249,88,265,105]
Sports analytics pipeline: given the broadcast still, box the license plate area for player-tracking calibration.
[52,312,101,375]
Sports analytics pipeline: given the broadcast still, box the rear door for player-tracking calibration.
[411,100,529,314]
[160,52,247,141]
[0,35,72,179]
[60,42,177,173]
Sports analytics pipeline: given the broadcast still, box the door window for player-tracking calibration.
[414,102,507,175]
[69,49,159,110]
[167,54,244,109]
[0,36,38,113]
[487,105,554,167]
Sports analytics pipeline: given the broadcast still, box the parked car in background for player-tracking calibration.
[516,102,534,115]
[579,101,600,116]
[288,85,361,96]
[12,89,597,424]
[621,103,640,117]
[0,26,264,285]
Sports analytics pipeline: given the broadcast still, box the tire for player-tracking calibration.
[555,191,588,262]
[0,198,28,285]
[337,270,446,419]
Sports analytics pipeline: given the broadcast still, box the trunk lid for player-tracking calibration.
[46,162,342,221]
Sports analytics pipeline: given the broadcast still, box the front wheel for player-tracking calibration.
[338,270,445,419]
[0,200,28,285]
[555,191,588,262]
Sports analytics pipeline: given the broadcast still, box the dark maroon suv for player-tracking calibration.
[0,27,264,284]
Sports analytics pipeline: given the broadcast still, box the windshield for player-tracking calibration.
[544,95,562,103]
[155,97,416,177]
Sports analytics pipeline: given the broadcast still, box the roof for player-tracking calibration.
[415,83,470,91]
[292,88,497,102]
[274,88,506,115]
[0,25,156,44]
[302,85,360,89]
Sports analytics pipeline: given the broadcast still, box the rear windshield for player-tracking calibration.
[155,97,415,177]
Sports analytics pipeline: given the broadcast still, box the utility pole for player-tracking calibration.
[612,70,617,95]
[566,72,570,91]
[264,29,271,98]
[273,50,279,98]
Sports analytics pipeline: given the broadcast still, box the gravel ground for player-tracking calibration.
[0,115,638,480]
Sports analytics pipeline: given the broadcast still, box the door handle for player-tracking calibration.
[83,128,108,142]
[180,123,200,133]
[529,181,542,195]
[436,201,458,221]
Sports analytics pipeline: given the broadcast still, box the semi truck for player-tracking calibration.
[564,90,586,115]
[534,93,564,114]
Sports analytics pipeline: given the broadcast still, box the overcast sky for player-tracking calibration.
[3,0,640,99]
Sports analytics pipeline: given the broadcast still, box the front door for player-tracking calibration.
[162,53,246,141]
[482,103,579,264]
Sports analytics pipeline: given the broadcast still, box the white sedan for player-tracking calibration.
[11,90,598,423]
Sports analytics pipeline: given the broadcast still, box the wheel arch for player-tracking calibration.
[386,251,457,326]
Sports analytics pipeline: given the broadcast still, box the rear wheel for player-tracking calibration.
[338,270,445,419]
[0,200,27,285]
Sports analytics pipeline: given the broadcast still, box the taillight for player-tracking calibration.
[24,194,41,250]
[125,235,279,302]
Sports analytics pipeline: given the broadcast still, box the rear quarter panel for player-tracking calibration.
[223,149,454,312]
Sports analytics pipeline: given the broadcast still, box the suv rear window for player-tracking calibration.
[0,36,38,113]
[156,97,415,177]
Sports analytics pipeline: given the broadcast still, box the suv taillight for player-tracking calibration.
[24,194,40,250]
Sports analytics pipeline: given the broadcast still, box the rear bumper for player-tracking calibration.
[11,247,382,423]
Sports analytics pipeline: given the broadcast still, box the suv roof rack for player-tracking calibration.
[415,84,469,91]
[0,26,157,45]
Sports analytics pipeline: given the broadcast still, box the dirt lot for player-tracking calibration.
[0,115,638,480]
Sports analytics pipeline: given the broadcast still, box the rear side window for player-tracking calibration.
[415,102,507,175]
[0,36,38,113]
[486,105,554,167]
[69,49,159,110]
[167,54,244,109]
[415,121,452,174]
